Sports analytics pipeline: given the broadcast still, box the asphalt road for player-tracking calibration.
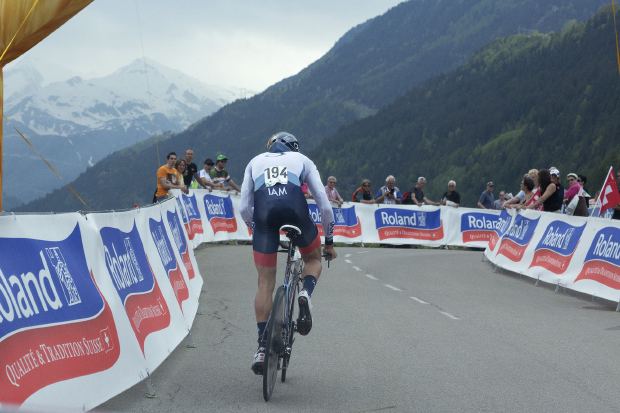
[98,244,620,412]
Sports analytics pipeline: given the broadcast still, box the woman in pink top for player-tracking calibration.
[325,176,343,207]
[564,173,588,216]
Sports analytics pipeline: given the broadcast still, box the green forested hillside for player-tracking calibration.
[12,0,610,212]
[310,5,620,207]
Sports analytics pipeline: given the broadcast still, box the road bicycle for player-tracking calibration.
[262,224,304,401]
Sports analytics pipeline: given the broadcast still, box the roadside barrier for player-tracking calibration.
[1,188,617,410]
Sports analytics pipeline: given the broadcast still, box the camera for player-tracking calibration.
[389,188,395,194]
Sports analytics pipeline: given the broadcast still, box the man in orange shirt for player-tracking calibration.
[155,152,189,202]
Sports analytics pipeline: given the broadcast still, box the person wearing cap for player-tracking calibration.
[564,173,588,216]
[198,158,223,190]
[210,154,241,192]
[477,182,495,209]
[406,177,439,206]
[549,167,565,206]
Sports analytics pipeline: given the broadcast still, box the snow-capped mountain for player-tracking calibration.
[4,57,238,137]
[2,58,245,208]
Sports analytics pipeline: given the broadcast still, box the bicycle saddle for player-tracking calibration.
[279,224,302,239]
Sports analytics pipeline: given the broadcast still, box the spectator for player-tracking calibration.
[155,152,189,202]
[514,176,543,211]
[526,169,560,212]
[406,177,439,206]
[440,180,460,207]
[477,182,495,209]
[301,183,312,199]
[183,149,205,188]
[351,179,375,204]
[325,176,344,207]
[577,175,590,206]
[210,154,241,193]
[502,169,539,209]
[198,158,223,191]
[613,170,620,220]
[376,175,403,204]
[564,173,588,216]
[494,191,506,210]
[550,168,565,205]
[175,158,189,189]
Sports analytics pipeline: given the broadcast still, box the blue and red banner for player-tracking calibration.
[461,211,504,246]
[333,206,362,238]
[528,221,585,274]
[149,216,190,314]
[575,227,620,289]
[203,194,237,234]
[181,194,204,239]
[167,208,195,280]
[100,222,170,355]
[374,208,443,241]
[496,215,540,262]
[0,224,120,407]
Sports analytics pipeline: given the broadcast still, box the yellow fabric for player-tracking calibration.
[0,0,94,66]
[0,0,93,210]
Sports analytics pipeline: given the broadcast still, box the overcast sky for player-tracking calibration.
[7,0,405,93]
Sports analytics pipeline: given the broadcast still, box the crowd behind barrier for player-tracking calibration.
[2,187,620,411]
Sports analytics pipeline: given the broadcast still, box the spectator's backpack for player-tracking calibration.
[402,191,412,204]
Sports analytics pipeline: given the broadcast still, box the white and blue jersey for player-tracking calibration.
[240,150,334,265]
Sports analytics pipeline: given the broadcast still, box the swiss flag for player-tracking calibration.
[595,167,620,217]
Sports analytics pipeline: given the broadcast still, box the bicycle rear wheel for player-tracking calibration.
[281,277,299,382]
[263,285,286,401]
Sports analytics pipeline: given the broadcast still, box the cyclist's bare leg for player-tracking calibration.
[255,264,277,323]
[300,246,322,281]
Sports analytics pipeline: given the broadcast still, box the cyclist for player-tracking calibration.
[239,132,337,374]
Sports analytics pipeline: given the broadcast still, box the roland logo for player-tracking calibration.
[169,218,183,251]
[206,199,226,216]
[467,215,503,231]
[592,234,620,260]
[104,238,145,291]
[335,209,345,224]
[151,227,173,266]
[542,226,575,250]
[0,250,67,323]
[183,197,197,216]
[380,211,416,226]
[309,208,322,223]
[507,219,530,241]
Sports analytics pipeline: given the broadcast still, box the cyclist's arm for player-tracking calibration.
[239,163,255,227]
[304,164,335,245]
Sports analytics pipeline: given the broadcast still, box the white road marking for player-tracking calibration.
[356,251,370,254]
[345,254,351,258]
[384,284,403,292]
[410,297,429,304]
[352,266,362,272]
[440,311,460,320]
[345,259,352,264]
[365,274,378,280]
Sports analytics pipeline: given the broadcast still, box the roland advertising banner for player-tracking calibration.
[373,205,445,246]
[0,221,120,408]
[306,203,363,243]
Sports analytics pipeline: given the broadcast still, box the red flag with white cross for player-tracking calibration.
[594,166,620,217]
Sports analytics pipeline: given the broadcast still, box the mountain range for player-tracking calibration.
[2,57,242,209]
[11,0,611,212]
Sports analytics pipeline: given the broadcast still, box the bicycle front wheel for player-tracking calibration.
[263,285,286,401]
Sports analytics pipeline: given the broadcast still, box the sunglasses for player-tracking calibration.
[568,178,576,182]
[362,184,370,187]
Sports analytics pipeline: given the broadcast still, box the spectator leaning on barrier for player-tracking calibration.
[376,175,403,204]
[550,167,565,206]
[406,177,439,206]
[210,154,241,193]
[325,176,344,207]
[183,149,203,187]
[198,158,221,191]
[155,152,189,202]
[527,169,560,212]
[175,158,189,189]
[514,176,543,211]
[352,179,375,204]
[477,182,495,209]
[564,173,589,217]
[440,180,460,207]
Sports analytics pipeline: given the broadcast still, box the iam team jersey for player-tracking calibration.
[239,151,335,244]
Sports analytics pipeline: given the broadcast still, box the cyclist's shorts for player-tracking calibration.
[252,182,320,267]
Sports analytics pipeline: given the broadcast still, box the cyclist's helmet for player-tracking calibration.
[267,132,299,153]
